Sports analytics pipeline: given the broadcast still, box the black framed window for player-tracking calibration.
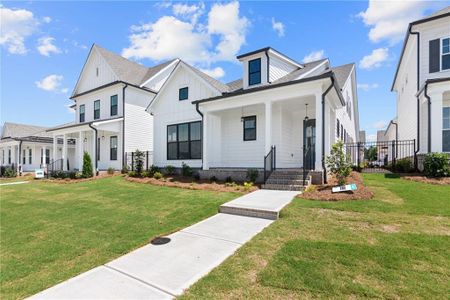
[443,107,450,152]
[8,149,11,164]
[23,149,26,164]
[94,100,100,120]
[79,104,85,122]
[28,149,32,164]
[243,116,257,141]
[167,121,202,160]
[110,95,118,116]
[248,58,261,86]
[340,124,344,140]
[40,149,50,164]
[442,38,450,71]
[179,87,188,101]
[337,119,340,137]
[110,136,117,160]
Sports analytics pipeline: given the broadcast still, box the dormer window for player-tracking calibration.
[442,37,450,71]
[179,87,188,101]
[248,58,261,86]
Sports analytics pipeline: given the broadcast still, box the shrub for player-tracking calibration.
[153,171,163,179]
[395,158,413,173]
[75,172,83,179]
[141,171,150,178]
[165,165,176,175]
[193,172,200,181]
[82,151,93,178]
[2,167,17,178]
[107,167,115,175]
[133,149,145,177]
[225,182,237,187]
[304,185,317,193]
[210,175,218,182]
[246,169,259,183]
[326,140,352,186]
[225,176,233,183]
[128,171,137,177]
[423,153,449,177]
[121,165,129,174]
[181,162,193,177]
[149,165,160,176]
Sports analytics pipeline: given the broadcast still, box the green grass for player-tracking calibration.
[182,174,450,299]
[0,176,238,299]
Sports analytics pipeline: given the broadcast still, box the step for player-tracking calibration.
[267,174,307,180]
[219,206,279,220]
[265,178,310,185]
[262,184,306,191]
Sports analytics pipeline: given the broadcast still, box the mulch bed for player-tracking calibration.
[297,172,374,201]
[401,174,450,185]
[125,175,258,194]
[44,173,117,184]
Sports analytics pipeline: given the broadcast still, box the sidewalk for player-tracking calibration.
[30,190,298,299]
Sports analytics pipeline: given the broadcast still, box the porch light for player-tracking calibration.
[304,103,309,121]
[84,138,87,143]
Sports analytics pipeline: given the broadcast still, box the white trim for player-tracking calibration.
[139,59,179,88]
[440,36,450,72]
[92,117,123,127]
[268,48,303,68]
[296,59,329,80]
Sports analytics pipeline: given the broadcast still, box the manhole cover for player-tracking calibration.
[151,237,171,245]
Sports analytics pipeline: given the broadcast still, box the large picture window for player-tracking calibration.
[110,95,118,116]
[79,104,85,122]
[110,136,118,160]
[167,121,202,160]
[443,107,450,152]
[243,116,257,141]
[248,58,261,86]
[94,100,100,120]
[442,38,450,71]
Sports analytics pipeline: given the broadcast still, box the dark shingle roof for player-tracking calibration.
[330,63,354,89]
[1,122,51,139]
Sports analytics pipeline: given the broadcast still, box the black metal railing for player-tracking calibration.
[264,146,276,182]
[302,144,315,186]
[46,159,64,178]
[124,151,154,171]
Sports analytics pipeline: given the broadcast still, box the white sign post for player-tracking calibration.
[35,169,45,179]
[332,183,357,193]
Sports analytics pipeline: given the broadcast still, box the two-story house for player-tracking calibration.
[47,44,177,172]
[147,47,359,186]
[392,7,450,154]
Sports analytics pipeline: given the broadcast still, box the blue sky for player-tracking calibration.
[1,1,449,141]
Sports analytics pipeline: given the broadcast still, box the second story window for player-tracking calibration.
[442,37,449,71]
[79,104,85,122]
[179,87,189,101]
[248,58,261,86]
[110,95,118,116]
[94,100,100,120]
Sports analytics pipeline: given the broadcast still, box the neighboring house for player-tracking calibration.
[0,122,74,172]
[392,7,450,154]
[147,47,359,184]
[47,44,177,172]
[359,130,366,143]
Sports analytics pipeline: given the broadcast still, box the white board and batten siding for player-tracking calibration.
[151,63,219,168]
[268,53,298,82]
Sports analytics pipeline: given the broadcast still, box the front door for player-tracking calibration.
[303,119,316,170]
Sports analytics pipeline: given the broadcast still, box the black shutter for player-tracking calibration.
[429,39,440,73]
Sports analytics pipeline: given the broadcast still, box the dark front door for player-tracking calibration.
[303,119,316,170]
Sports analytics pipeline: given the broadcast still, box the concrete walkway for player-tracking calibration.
[0,181,29,186]
[30,190,298,299]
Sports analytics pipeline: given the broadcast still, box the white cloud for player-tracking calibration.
[0,7,38,54]
[358,0,442,44]
[43,16,52,23]
[271,18,285,37]
[359,48,389,70]
[199,66,225,79]
[372,120,388,130]
[35,74,67,93]
[37,36,61,56]
[172,3,205,25]
[123,1,249,65]
[357,83,379,91]
[303,50,325,63]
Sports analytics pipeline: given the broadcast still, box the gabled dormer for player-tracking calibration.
[237,47,304,89]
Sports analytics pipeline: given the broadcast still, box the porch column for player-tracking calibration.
[62,134,68,171]
[78,131,83,170]
[42,145,47,168]
[203,112,209,170]
[430,92,443,152]
[315,92,323,170]
[52,134,57,163]
[265,101,272,154]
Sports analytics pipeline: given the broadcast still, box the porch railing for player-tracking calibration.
[46,159,64,178]
[264,146,276,183]
[124,151,154,171]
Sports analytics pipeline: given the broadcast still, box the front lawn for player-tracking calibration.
[0,176,238,299]
[182,174,450,299]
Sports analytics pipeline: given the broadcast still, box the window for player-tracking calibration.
[110,95,118,116]
[443,107,450,152]
[344,129,347,143]
[340,124,344,140]
[23,149,26,164]
[243,116,257,141]
[40,149,50,164]
[79,105,85,122]
[28,149,32,164]
[248,58,261,86]
[442,38,450,71]
[8,149,11,164]
[179,87,188,101]
[167,121,202,160]
[110,136,118,160]
[337,119,340,137]
[94,100,100,120]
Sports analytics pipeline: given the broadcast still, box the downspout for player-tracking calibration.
[88,123,98,175]
[195,102,204,168]
[424,83,431,152]
[18,140,23,175]
[265,49,271,84]
[409,27,421,162]
[389,120,398,157]
[122,83,128,168]
[322,77,334,184]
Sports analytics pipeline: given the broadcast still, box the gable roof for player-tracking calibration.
[330,63,354,90]
[183,63,231,93]
[272,59,328,85]
[1,122,51,140]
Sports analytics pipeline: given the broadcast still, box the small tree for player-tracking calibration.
[326,140,352,186]
[82,151,93,178]
[134,149,145,177]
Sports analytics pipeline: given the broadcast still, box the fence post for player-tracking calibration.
[391,140,396,171]
[131,152,134,171]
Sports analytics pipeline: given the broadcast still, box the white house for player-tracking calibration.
[392,7,450,154]
[47,44,177,172]
[148,47,359,185]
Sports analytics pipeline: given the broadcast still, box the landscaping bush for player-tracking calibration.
[82,151,93,178]
[107,167,115,175]
[423,153,449,177]
[395,158,413,173]
[246,169,259,183]
[141,171,151,178]
[2,167,16,178]
[128,171,137,177]
[210,175,218,183]
[51,171,77,179]
[121,165,129,174]
[193,172,200,181]
[75,171,83,179]
[225,176,233,183]
[149,165,160,176]
[181,162,193,177]
[243,181,254,191]
[165,165,175,175]
[133,149,145,177]
[326,140,352,186]
[153,171,163,179]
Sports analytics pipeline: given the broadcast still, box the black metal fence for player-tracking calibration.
[124,151,154,171]
[263,146,276,182]
[344,140,416,173]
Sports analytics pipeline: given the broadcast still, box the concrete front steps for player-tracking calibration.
[262,169,311,191]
